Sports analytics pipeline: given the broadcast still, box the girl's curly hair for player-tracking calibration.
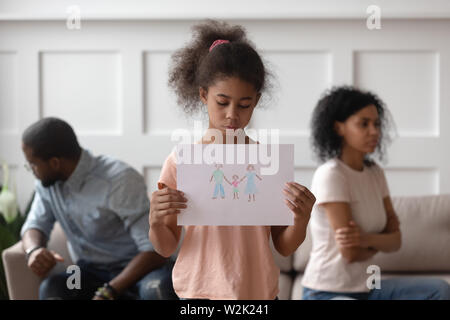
[168,19,270,114]
[310,86,395,166]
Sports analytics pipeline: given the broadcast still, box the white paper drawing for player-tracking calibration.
[176,144,294,226]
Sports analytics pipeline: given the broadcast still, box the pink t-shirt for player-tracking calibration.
[157,151,280,300]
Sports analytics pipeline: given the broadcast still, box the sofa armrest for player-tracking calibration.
[1,222,73,300]
[2,241,41,300]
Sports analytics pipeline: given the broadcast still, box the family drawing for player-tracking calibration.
[209,164,262,202]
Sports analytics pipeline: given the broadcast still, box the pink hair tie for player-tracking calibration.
[209,39,230,52]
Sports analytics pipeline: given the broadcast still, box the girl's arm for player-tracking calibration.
[256,174,262,180]
[239,176,246,183]
[149,184,185,257]
[322,202,379,263]
[224,176,231,185]
[271,182,315,257]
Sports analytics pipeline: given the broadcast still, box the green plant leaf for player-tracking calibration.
[0,223,17,300]
[0,258,10,300]
[0,212,6,227]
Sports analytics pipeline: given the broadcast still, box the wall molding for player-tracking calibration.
[1,0,450,21]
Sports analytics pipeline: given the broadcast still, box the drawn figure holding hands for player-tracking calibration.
[229,175,241,200]
[240,164,262,202]
[210,164,230,199]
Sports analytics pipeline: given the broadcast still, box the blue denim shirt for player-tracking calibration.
[21,149,153,268]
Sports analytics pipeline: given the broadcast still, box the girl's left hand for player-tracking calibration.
[283,182,316,222]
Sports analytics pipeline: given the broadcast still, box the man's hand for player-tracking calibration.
[27,247,64,278]
[335,220,369,248]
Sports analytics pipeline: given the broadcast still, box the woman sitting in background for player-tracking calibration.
[301,86,450,300]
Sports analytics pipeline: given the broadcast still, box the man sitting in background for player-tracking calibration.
[20,117,176,300]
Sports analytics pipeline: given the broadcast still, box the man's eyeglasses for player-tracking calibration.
[24,163,34,172]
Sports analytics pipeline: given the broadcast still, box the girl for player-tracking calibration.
[148,20,315,300]
[230,174,240,200]
[302,86,450,300]
[240,164,262,202]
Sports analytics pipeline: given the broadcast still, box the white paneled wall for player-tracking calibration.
[40,51,122,135]
[253,51,332,135]
[0,52,18,134]
[354,51,439,136]
[1,7,450,210]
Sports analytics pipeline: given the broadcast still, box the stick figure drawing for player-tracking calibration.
[229,174,241,200]
[210,164,230,199]
[240,164,263,202]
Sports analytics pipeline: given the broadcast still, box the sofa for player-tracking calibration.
[3,194,450,300]
[274,194,450,299]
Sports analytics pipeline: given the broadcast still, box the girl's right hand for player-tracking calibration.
[149,187,188,226]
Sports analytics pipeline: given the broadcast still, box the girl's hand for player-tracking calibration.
[149,187,187,226]
[283,182,316,223]
[335,221,369,248]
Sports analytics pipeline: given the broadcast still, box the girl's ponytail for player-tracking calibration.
[168,19,267,114]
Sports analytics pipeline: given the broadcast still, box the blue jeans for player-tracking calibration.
[303,277,450,300]
[39,259,178,300]
[213,183,225,198]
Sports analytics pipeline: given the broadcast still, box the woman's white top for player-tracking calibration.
[301,158,390,292]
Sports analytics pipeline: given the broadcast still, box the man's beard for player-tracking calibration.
[41,177,59,188]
